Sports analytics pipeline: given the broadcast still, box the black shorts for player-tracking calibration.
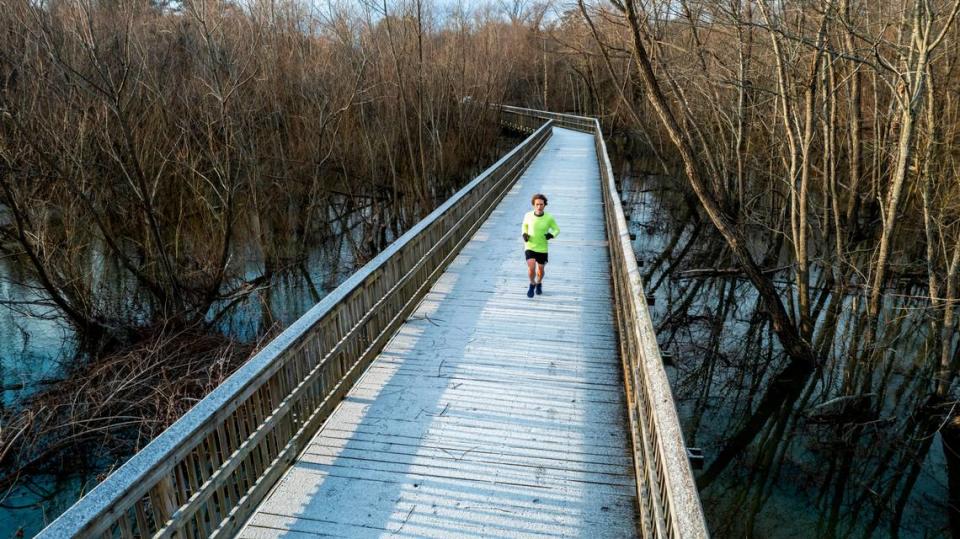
[524,250,548,264]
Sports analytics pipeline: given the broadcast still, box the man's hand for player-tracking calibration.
[545,233,554,240]
[522,233,530,242]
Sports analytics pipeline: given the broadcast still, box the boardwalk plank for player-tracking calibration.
[313,423,631,458]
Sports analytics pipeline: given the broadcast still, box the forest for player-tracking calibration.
[2,0,960,536]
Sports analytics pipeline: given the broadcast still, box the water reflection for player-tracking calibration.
[0,257,76,408]
[620,161,954,537]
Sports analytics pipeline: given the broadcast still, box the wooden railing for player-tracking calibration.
[500,105,709,538]
[38,120,553,539]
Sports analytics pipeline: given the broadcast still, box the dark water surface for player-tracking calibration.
[619,160,953,537]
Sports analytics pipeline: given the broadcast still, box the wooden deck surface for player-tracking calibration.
[240,127,638,538]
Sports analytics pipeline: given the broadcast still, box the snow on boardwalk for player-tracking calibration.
[240,127,639,538]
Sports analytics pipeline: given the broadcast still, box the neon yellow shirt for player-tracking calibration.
[522,211,560,253]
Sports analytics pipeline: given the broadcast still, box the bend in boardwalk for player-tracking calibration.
[241,127,639,538]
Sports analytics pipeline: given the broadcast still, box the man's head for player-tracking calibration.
[531,194,547,215]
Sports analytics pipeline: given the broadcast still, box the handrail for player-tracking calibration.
[499,106,709,538]
[39,120,554,539]
[499,104,596,133]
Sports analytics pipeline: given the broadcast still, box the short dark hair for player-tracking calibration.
[531,193,548,205]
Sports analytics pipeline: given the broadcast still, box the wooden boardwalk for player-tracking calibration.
[240,127,639,538]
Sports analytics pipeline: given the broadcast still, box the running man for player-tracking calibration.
[521,193,560,298]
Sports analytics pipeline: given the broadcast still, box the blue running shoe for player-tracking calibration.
[527,284,535,298]
[535,282,542,295]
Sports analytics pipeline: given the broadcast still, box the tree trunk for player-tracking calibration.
[618,0,817,366]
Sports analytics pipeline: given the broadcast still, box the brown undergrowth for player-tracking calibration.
[0,325,266,495]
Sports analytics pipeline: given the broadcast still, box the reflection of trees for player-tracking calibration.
[944,424,960,537]
[625,172,956,536]
[694,360,814,491]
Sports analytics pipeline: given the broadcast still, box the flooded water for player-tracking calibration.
[0,232,357,538]
[0,258,82,537]
[0,260,76,408]
[619,159,953,537]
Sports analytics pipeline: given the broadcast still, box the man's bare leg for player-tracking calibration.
[534,263,546,295]
[527,258,538,297]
